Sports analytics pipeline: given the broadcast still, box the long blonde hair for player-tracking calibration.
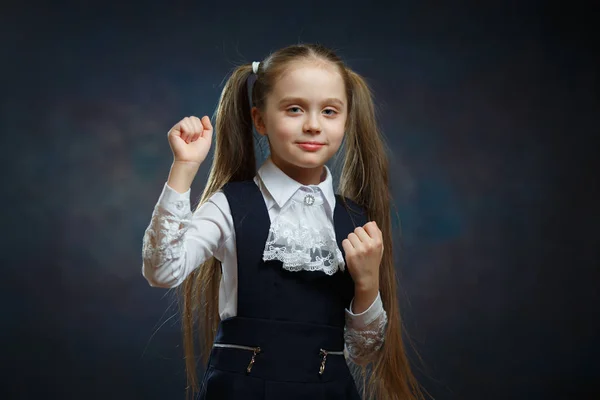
[180,43,426,400]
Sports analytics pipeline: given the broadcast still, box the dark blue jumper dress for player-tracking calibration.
[198,180,367,400]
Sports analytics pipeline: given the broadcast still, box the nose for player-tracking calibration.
[303,112,322,134]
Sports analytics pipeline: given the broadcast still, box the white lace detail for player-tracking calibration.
[344,308,388,364]
[142,203,191,266]
[262,186,345,275]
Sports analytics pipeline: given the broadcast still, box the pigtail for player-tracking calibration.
[340,69,428,400]
[180,63,256,399]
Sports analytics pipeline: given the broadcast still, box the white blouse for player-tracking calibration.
[142,158,387,364]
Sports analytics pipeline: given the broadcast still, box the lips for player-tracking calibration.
[297,142,325,151]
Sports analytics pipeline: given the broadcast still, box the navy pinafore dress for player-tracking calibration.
[198,180,367,400]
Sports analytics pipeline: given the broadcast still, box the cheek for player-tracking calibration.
[329,119,346,144]
[270,117,299,140]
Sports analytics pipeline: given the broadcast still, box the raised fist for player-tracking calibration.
[167,116,213,164]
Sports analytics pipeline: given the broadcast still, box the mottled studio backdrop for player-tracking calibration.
[2,1,598,399]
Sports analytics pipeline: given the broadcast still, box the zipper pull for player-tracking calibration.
[246,347,261,374]
[319,349,328,375]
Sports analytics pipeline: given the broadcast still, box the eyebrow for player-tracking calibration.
[278,97,345,108]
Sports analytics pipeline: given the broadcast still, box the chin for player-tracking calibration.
[274,148,332,170]
[292,157,328,169]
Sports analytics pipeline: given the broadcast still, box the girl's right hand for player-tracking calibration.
[168,116,214,164]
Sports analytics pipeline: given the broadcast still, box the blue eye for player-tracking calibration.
[323,109,337,116]
[288,107,302,113]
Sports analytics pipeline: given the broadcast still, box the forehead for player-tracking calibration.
[270,62,347,101]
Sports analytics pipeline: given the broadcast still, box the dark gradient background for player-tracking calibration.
[2,1,598,399]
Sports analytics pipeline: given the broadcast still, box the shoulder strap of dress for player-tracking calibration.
[334,194,368,230]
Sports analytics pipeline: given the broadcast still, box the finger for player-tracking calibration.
[199,117,214,142]
[186,117,198,142]
[190,117,203,142]
[342,239,354,256]
[181,118,193,143]
[347,232,362,249]
[354,226,371,242]
[201,116,213,134]
[363,221,382,240]
[364,223,383,251]
[191,116,203,135]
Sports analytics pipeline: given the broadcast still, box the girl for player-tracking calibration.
[142,43,425,400]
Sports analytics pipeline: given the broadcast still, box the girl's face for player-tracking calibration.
[252,62,347,185]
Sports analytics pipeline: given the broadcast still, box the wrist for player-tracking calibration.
[172,159,202,169]
[351,283,379,314]
[167,161,201,194]
[354,279,379,294]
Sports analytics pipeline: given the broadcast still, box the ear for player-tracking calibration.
[251,107,267,136]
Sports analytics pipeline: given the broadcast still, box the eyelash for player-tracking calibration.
[287,107,337,115]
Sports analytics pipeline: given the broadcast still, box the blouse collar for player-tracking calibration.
[256,157,337,219]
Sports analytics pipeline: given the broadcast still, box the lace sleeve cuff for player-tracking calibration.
[344,297,388,365]
[142,183,192,269]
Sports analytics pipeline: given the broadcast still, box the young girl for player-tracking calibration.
[142,43,425,400]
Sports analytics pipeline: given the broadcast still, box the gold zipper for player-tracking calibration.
[213,343,262,373]
[246,347,261,373]
[319,348,344,375]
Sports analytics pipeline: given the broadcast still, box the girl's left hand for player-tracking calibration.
[342,221,383,290]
